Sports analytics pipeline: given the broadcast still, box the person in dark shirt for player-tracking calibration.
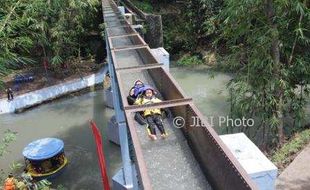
[6,88,14,101]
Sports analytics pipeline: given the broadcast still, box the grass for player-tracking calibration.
[176,54,204,66]
[271,129,310,171]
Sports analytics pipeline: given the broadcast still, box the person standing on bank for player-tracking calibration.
[6,88,14,101]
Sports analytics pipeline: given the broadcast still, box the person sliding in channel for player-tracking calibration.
[127,79,145,105]
[128,79,158,125]
[134,87,171,140]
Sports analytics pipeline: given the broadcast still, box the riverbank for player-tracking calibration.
[0,66,108,114]
[276,141,310,190]
[0,60,103,98]
[271,129,310,172]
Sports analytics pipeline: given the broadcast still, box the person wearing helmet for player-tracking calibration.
[128,80,159,126]
[134,87,170,140]
[3,173,17,190]
[127,79,145,105]
[127,80,158,105]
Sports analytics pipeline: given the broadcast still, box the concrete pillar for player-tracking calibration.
[118,6,125,15]
[107,115,120,145]
[150,47,170,71]
[113,164,138,190]
[103,87,114,109]
[145,15,163,48]
[220,133,278,190]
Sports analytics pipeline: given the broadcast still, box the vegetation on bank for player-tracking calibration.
[0,130,17,182]
[130,0,177,13]
[0,0,102,88]
[130,0,154,13]
[271,128,310,171]
[177,54,203,66]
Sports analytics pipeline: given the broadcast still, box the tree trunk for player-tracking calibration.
[266,0,285,145]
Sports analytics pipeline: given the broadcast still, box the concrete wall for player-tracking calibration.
[150,47,170,71]
[144,14,163,48]
[220,133,278,190]
[0,66,108,114]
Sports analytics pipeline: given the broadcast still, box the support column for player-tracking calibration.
[105,30,134,189]
[145,14,163,48]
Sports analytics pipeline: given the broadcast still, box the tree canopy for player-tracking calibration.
[0,0,100,86]
[177,0,309,146]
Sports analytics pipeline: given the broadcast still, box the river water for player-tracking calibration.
[170,67,232,133]
[0,91,121,189]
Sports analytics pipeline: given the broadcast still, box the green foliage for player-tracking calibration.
[56,184,68,190]
[161,0,222,53]
[162,14,193,53]
[0,130,17,182]
[131,0,153,13]
[155,0,309,147]
[9,161,23,171]
[272,129,310,169]
[183,0,223,49]
[0,0,101,84]
[0,130,17,157]
[177,54,203,66]
[99,23,106,39]
[218,0,310,145]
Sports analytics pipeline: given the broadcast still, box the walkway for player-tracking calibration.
[276,143,310,190]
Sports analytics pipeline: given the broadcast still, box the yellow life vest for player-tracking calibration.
[134,97,162,116]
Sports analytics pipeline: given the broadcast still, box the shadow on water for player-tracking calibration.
[50,91,121,189]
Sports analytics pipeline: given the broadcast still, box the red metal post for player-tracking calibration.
[90,120,111,190]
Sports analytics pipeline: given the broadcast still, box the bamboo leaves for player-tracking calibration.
[0,0,100,85]
[218,0,310,145]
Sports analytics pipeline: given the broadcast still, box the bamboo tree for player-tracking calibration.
[0,0,100,87]
[218,0,309,146]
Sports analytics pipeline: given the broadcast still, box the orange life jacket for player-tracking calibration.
[4,178,15,190]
